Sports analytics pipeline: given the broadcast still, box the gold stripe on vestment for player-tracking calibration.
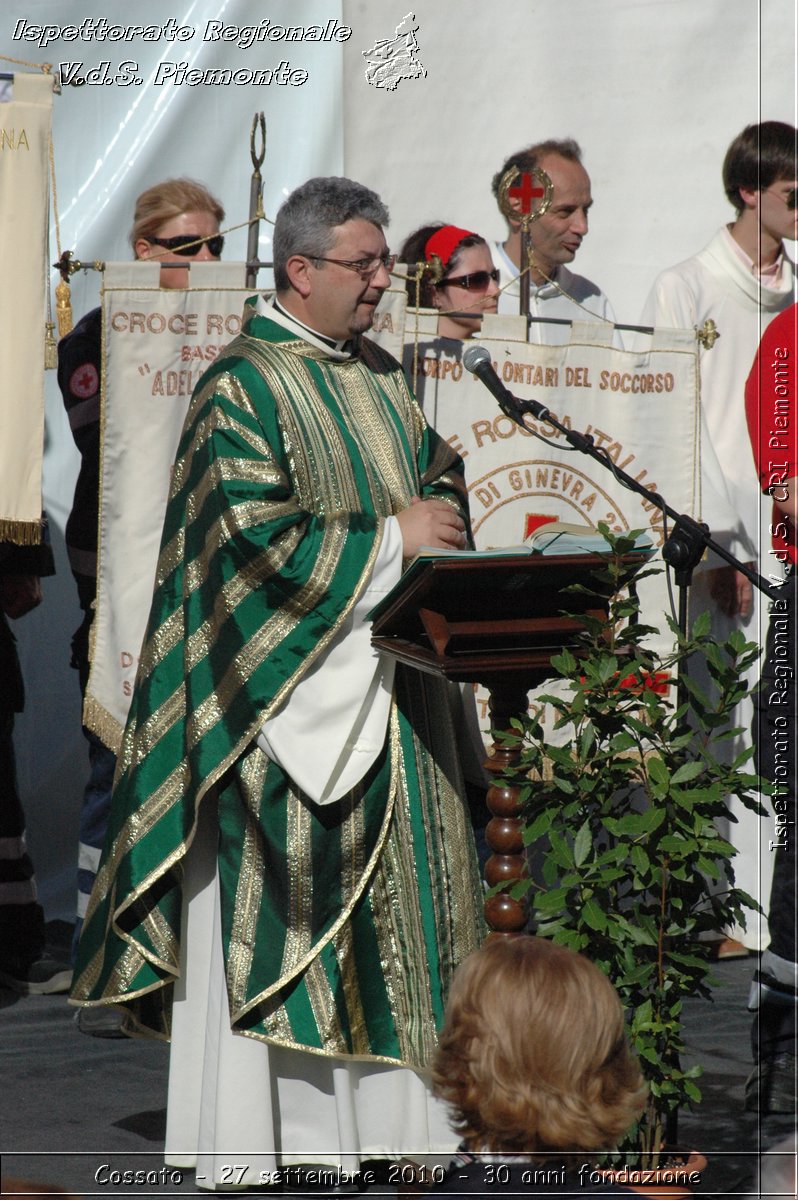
[333,918,369,1054]
[140,497,293,689]
[128,683,186,771]
[106,934,156,997]
[304,953,345,1052]
[140,899,180,971]
[372,734,439,1067]
[182,524,303,678]
[184,514,351,752]
[85,760,190,924]
[281,783,314,977]
[227,744,268,1010]
[238,344,363,515]
[232,708,400,1023]
[323,357,419,513]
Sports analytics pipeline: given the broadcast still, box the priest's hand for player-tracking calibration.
[396,496,467,557]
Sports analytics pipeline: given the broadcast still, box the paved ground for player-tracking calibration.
[1,926,794,1198]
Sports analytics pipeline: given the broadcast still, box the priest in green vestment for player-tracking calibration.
[71,176,485,1179]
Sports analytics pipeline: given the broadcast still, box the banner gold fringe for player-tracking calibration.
[44,321,58,369]
[56,279,73,337]
[82,692,124,756]
[0,519,43,546]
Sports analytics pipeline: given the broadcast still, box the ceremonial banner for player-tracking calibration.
[408,313,743,546]
[402,313,745,733]
[370,285,407,361]
[0,71,54,542]
[85,262,251,749]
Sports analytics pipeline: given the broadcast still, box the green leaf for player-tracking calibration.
[509,877,533,900]
[659,833,693,853]
[573,820,592,867]
[552,648,578,676]
[629,844,650,874]
[594,655,620,684]
[736,889,764,914]
[695,856,721,880]
[581,897,608,931]
[647,756,669,786]
[534,886,570,913]
[670,761,704,785]
[548,830,574,870]
[604,808,666,838]
[521,808,555,847]
[612,915,658,946]
[691,609,712,639]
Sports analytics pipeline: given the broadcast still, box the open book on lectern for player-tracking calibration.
[367,522,653,627]
[367,530,654,676]
[412,520,653,561]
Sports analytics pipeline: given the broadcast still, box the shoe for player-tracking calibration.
[744,1054,796,1114]
[0,954,73,995]
[75,1004,133,1038]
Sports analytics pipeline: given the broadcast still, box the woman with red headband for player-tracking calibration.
[399,223,500,339]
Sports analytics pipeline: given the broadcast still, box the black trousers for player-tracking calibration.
[0,614,45,964]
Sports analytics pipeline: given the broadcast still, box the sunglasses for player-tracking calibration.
[437,268,500,292]
[145,234,225,258]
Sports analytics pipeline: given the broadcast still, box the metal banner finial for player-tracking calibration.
[497,166,553,229]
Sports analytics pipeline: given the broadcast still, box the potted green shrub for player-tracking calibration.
[494,526,765,1173]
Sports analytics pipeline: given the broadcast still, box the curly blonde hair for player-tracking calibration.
[433,936,647,1154]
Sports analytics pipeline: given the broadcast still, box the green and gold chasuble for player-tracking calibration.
[71,305,485,1071]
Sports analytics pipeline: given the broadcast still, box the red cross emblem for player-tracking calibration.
[524,513,558,540]
[509,171,546,215]
[69,363,99,399]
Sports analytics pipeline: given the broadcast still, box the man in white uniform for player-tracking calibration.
[642,121,797,958]
[491,138,618,344]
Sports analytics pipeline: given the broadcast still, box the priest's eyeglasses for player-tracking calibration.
[305,253,396,279]
[145,234,225,257]
[437,268,500,292]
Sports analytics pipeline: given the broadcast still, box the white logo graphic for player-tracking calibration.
[362,12,426,91]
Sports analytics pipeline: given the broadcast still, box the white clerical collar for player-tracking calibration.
[257,295,354,359]
[722,224,785,285]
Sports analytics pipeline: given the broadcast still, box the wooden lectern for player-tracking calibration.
[370,552,645,935]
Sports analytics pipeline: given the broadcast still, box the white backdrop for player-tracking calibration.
[344,0,796,322]
[2,0,795,921]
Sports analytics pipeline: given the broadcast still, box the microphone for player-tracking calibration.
[462,345,550,422]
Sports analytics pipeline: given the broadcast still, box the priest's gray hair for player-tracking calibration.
[273,176,390,291]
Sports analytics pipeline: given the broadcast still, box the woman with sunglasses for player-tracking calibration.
[399,223,500,339]
[57,179,225,1033]
[132,179,225,287]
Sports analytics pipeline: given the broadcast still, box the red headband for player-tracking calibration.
[424,225,477,270]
